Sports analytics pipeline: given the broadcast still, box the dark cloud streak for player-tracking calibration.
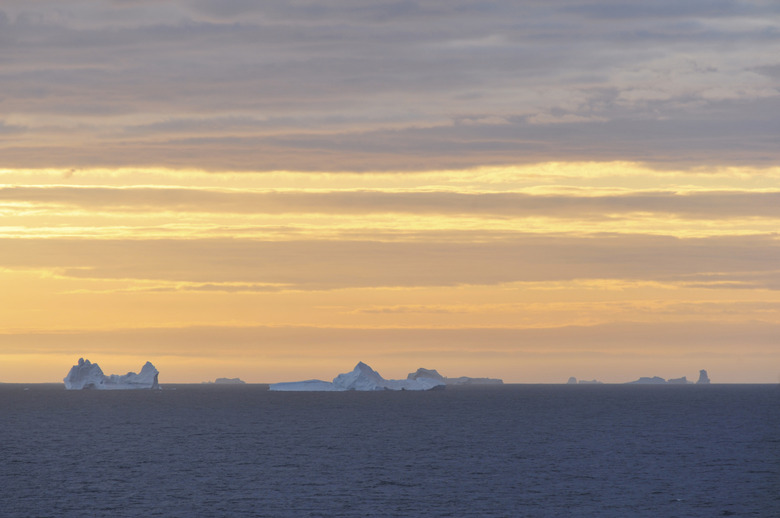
[4,186,780,219]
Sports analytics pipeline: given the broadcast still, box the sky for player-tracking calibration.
[1,0,779,383]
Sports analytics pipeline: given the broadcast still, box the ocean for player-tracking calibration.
[1,384,777,517]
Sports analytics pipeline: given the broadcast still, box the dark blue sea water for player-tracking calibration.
[1,384,777,517]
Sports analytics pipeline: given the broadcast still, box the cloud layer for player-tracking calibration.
[1,0,779,170]
[1,234,778,290]
[4,186,780,219]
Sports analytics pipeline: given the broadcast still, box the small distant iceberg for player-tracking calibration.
[627,372,708,385]
[210,377,246,385]
[571,370,710,385]
[270,362,445,391]
[64,358,159,390]
[407,368,503,386]
[627,376,669,384]
[566,377,602,385]
[270,379,342,391]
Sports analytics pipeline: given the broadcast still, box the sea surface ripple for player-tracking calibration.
[1,384,777,517]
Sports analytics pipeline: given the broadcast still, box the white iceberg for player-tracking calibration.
[64,358,160,390]
[269,362,445,391]
[408,367,446,382]
[697,369,711,384]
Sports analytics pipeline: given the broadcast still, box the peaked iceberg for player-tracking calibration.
[269,362,445,391]
[332,361,389,391]
[64,358,160,390]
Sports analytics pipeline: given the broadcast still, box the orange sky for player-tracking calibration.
[1,164,779,383]
[1,2,779,383]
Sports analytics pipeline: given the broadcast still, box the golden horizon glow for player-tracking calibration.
[2,162,779,384]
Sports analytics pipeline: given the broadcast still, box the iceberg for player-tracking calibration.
[214,377,246,385]
[64,358,159,390]
[627,372,707,384]
[269,362,445,391]
[626,376,668,384]
[407,367,446,382]
[407,368,503,386]
[565,377,602,384]
[269,379,342,391]
[332,361,389,390]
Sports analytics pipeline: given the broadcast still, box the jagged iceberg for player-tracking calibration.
[63,358,160,390]
[269,362,445,391]
[407,368,503,386]
[697,369,711,384]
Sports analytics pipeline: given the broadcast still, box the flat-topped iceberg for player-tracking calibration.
[626,376,669,384]
[270,379,342,391]
[269,362,445,391]
[407,367,503,386]
[215,377,246,385]
[64,358,159,390]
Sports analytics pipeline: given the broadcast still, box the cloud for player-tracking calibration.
[3,95,780,170]
[1,234,778,290]
[0,0,777,170]
[4,186,780,219]
[0,120,25,135]
[753,63,780,79]
[563,0,778,19]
